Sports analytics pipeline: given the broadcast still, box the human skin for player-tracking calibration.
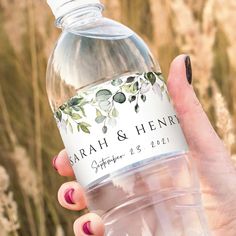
[54,55,236,236]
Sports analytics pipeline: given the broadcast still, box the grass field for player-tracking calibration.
[0,0,235,235]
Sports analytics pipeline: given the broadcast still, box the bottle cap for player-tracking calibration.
[47,0,101,19]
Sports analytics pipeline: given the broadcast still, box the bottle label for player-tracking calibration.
[55,72,188,188]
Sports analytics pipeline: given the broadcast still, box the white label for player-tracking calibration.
[54,72,188,188]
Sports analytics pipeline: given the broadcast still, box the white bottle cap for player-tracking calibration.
[47,0,101,19]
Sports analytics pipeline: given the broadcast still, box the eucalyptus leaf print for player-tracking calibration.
[55,110,62,122]
[99,100,111,112]
[113,92,126,104]
[95,115,106,124]
[111,78,123,86]
[54,96,91,134]
[54,72,169,134]
[102,126,108,134]
[141,94,146,102]
[126,76,135,83]
[112,108,119,117]
[96,89,112,101]
[79,122,91,134]
[129,95,136,103]
[145,72,156,85]
[135,104,140,113]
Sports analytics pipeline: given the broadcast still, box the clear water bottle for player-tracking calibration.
[46,1,210,235]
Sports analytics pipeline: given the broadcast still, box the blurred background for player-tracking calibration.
[0,0,235,235]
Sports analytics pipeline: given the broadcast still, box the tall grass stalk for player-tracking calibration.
[0,84,38,236]
[0,165,19,236]
[0,1,235,234]
[26,0,46,235]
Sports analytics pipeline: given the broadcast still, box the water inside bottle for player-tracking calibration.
[47,31,210,236]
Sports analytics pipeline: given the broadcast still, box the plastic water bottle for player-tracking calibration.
[46,1,210,235]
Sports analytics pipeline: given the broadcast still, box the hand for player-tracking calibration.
[52,55,236,236]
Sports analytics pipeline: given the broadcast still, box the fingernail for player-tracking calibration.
[185,55,192,84]
[52,156,58,171]
[64,188,75,204]
[83,221,93,235]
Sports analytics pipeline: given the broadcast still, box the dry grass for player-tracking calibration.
[212,81,235,153]
[0,166,19,236]
[0,0,235,235]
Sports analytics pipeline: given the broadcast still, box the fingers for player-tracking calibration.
[167,54,236,198]
[73,213,104,236]
[53,149,74,177]
[167,54,227,160]
[58,181,87,211]
[56,171,104,236]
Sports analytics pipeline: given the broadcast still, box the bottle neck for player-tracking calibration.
[56,3,104,30]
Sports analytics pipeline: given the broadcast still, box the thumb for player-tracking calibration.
[167,55,236,232]
[167,54,229,163]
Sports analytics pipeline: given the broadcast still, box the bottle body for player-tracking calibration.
[87,154,209,236]
[46,5,210,235]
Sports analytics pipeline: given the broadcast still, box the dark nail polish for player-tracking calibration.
[83,221,93,235]
[64,188,75,204]
[185,56,192,84]
[52,156,58,171]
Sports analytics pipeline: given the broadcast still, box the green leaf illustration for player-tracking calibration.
[154,72,162,76]
[111,78,123,86]
[102,126,108,134]
[55,110,62,121]
[80,106,86,117]
[122,84,132,93]
[54,72,168,135]
[99,101,111,112]
[96,109,102,117]
[72,106,81,112]
[95,116,106,124]
[59,104,67,111]
[71,113,82,120]
[112,107,119,117]
[145,72,156,85]
[126,76,135,83]
[129,81,139,94]
[80,122,91,128]
[96,89,112,102]
[155,72,165,82]
[80,124,90,134]
[68,97,83,106]
[108,117,117,127]
[113,92,126,104]
[79,101,89,106]
[133,81,139,91]
[129,95,136,103]
[141,94,146,102]
[63,107,73,115]
[135,104,140,113]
